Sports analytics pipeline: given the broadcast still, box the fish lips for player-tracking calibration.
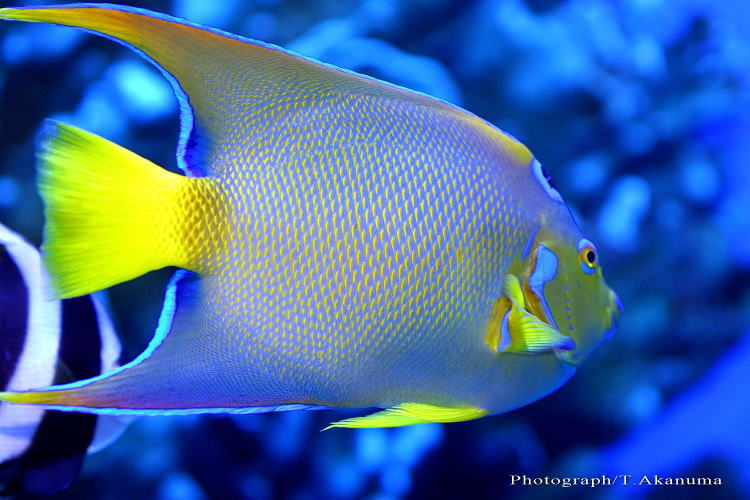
[603,290,623,342]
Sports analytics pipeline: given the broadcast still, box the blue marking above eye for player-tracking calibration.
[532,159,563,203]
[528,244,559,329]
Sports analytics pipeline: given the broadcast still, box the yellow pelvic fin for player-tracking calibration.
[324,403,488,429]
[38,121,224,298]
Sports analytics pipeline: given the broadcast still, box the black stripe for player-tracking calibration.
[13,411,96,496]
[58,296,102,380]
[0,247,28,391]
[3,296,103,496]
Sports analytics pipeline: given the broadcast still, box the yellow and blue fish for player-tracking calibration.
[0,4,622,428]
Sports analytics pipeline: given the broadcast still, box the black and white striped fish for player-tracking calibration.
[0,223,130,496]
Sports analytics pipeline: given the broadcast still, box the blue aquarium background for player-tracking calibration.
[1,0,749,498]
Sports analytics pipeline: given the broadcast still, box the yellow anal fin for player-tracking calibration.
[325,403,488,429]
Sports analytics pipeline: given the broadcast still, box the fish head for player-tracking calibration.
[517,220,622,367]
[508,159,622,367]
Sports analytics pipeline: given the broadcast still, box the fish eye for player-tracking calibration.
[531,159,563,203]
[585,249,596,264]
[577,238,597,274]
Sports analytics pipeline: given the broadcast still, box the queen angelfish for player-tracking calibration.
[0,4,622,428]
[0,223,130,495]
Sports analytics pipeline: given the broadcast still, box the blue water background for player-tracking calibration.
[1,0,749,498]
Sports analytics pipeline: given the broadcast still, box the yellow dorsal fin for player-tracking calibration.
[324,403,488,429]
[0,5,531,176]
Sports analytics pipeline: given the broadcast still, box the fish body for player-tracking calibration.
[0,5,621,427]
[0,223,129,495]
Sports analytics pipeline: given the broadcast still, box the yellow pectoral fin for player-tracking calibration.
[503,274,526,306]
[324,403,488,429]
[503,305,575,354]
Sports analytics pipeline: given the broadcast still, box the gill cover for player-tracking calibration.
[506,227,621,368]
[487,273,574,355]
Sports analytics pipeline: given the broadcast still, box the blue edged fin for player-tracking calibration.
[0,3,532,175]
[325,403,488,429]
[497,275,574,354]
[0,271,327,416]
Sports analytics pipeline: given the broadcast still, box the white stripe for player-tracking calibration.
[0,224,61,463]
[89,292,133,453]
[0,222,27,246]
[91,292,121,373]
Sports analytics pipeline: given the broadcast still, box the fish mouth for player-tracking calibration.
[603,290,623,342]
[558,290,622,367]
[613,291,624,315]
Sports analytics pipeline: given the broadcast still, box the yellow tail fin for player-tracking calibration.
[38,121,221,298]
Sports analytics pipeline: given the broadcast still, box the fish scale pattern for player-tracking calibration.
[197,89,537,406]
[0,5,585,413]
[172,177,229,273]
